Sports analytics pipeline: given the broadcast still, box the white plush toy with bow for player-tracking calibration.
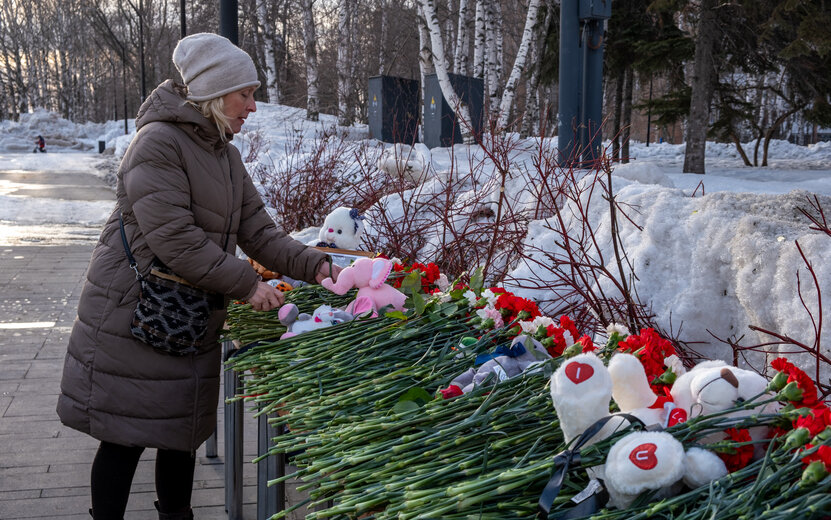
[551,352,778,509]
[551,353,735,509]
[315,207,366,250]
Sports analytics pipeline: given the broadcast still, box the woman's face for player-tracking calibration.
[221,87,257,134]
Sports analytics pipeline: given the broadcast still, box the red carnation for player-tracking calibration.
[578,335,596,352]
[802,444,831,473]
[617,328,677,384]
[439,385,463,399]
[771,357,797,374]
[796,406,831,437]
[717,428,754,472]
[771,357,819,407]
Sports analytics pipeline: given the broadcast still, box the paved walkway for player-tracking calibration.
[0,165,261,519]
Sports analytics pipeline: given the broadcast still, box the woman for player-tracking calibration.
[57,33,339,520]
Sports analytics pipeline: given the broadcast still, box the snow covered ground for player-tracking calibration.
[1,104,830,382]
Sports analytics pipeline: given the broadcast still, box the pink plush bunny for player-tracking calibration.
[321,257,407,314]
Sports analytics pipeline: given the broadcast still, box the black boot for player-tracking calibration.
[154,500,194,520]
[89,509,124,520]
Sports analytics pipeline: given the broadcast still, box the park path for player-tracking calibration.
[0,164,260,519]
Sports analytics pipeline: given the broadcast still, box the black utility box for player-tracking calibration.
[423,73,484,149]
[367,75,420,144]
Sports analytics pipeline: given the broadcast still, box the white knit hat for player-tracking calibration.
[172,33,261,102]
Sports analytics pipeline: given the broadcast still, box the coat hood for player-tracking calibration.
[135,79,229,150]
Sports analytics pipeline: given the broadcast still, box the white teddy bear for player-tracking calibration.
[550,352,774,510]
[314,207,366,250]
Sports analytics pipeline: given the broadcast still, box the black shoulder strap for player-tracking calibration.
[119,213,143,281]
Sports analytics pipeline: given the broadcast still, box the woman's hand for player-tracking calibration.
[247,281,285,311]
[315,261,342,284]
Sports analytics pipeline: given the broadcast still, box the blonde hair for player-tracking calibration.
[188,97,231,140]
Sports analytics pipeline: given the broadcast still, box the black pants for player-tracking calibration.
[90,441,195,519]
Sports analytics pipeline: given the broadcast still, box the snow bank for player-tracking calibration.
[0,108,135,153]
[508,184,831,381]
[3,107,831,382]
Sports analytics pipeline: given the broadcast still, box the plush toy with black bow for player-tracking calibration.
[549,352,776,509]
[315,207,366,250]
[550,353,730,509]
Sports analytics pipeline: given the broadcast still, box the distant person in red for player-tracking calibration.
[33,135,46,153]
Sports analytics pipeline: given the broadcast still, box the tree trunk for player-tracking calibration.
[521,20,545,137]
[301,0,319,121]
[612,74,622,160]
[445,0,455,67]
[496,0,541,131]
[731,132,752,166]
[485,0,502,117]
[621,66,633,163]
[683,0,718,174]
[257,0,281,103]
[418,11,435,143]
[337,0,353,126]
[454,0,470,75]
[379,0,388,74]
[473,0,486,78]
[419,0,474,143]
[762,104,804,166]
[520,2,553,138]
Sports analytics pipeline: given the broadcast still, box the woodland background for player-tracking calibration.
[0,0,829,172]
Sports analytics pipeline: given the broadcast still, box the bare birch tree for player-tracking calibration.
[301,0,320,121]
[496,0,541,130]
[473,0,485,78]
[379,0,388,74]
[419,0,474,144]
[337,0,354,126]
[453,0,470,75]
[418,12,435,142]
[484,0,503,114]
[445,0,455,67]
[257,0,281,103]
[521,0,554,137]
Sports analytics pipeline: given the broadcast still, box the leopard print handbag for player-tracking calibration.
[119,214,223,356]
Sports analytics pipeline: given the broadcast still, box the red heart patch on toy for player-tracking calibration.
[668,408,687,427]
[628,443,658,470]
[564,362,594,384]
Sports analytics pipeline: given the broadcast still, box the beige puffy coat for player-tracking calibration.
[57,80,326,452]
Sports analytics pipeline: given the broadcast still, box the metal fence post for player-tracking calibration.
[223,341,244,520]
[257,412,286,519]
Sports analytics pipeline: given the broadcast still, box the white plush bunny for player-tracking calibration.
[315,207,365,250]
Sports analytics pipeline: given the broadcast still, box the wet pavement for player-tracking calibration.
[0,165,260,518]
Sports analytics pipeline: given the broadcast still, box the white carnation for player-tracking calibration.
[663,354,686,377]
[481,288,500,307]
[436,273,450,291]
[606,322,630,337]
